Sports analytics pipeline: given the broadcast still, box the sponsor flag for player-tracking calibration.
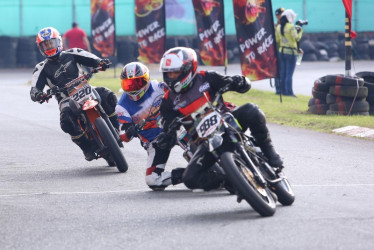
[192,0,227,66]
[233,0,277,81]
[91,0,116,57]
[135,0,166,63]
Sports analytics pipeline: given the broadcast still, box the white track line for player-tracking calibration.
[1,184,374,197]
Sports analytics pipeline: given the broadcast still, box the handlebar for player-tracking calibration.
[45,64,109,98]
[213,83,231,106]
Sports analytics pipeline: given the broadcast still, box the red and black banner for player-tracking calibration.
[233,0,277,81]
[91,0,116,57]
[135,0,166,63]
[192,0,227,66]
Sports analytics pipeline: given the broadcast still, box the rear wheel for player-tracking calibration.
[220,151,276,217]
[95,118,128,173]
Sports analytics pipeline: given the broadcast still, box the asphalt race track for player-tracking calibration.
[1,62,374,250]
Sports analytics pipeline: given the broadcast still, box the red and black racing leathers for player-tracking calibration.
[159,70,282,191]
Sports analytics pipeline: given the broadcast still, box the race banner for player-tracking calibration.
[192,0,227,66]
[91,0,116,57]
[135,0,166,63]
[233,0,277,81]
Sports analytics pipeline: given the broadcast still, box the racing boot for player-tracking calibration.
[258,138,283,169]
[171,168,185,185]
[72,135,96,161]
[238,104,283,169]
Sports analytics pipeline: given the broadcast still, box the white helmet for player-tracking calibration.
[160,47,198,93]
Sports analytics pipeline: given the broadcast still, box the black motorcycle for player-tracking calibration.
[166,85,295,216]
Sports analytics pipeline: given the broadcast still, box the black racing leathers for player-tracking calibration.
[159,70,279,191]
[31,48,102,103]
[30,48,118,143]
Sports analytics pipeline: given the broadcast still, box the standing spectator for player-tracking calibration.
[275,9,303,97]
[63,22,91,52]
[274,7,284,95]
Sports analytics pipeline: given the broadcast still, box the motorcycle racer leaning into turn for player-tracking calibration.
[30,27,118,162]
[156,47,284,191]
[116,62,185,191]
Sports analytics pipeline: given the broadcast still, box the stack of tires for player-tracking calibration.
[16,37,38,68]
[355,72,374,115]
[308,74,370,115]
[0,36,17,68]
[325,74,369,115]
[308,76,329,114]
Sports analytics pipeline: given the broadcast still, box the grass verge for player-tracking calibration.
[90,70,374,134]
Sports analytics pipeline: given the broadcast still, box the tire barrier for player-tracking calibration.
[16,37,38,68]
[308,98,326,106]
[4,34,374,68]
[309,74,370,115]
[325,74,364,86]
[308,104,329,115]
[0,36,17,68]
[326,110,369,116]
[313,77,329,92]
[329,86,368,99]
[355,71,374,115]
[312,87,328,100]
[326,93,365,105]
[329,101,370,113]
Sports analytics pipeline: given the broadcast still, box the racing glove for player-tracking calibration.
[98,58,111,71]
[35,91,49,104]
[126,125,138,138]
[230,75,251,93]
[120,125,138,142]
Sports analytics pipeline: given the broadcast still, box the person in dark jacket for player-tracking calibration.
[30,27,117,163]
[156,47,283,191]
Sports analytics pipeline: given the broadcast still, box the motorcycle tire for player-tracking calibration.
[220,151,276,217]
[95,117,128,173]
[270,175,295,206]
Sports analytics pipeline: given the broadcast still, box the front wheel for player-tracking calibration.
[220,151,276,217]
[270,173,295,206]
[95,117,128,173]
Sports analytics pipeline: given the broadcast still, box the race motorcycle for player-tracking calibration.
[43,66,128,173]
[166,85,295,217]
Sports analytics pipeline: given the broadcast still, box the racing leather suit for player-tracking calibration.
[159,70,282,191]
[30,48,118,157]
[116,81,184,190]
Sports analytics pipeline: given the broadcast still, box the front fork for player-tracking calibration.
[212,127,268,188]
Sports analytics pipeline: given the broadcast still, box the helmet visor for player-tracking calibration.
[39,38,60,56]
[39,38,59,51]
[121,75,149,101]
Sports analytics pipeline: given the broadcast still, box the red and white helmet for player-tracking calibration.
[121,62,150,101]
[36,27,63,58]
[160,47,198,93]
